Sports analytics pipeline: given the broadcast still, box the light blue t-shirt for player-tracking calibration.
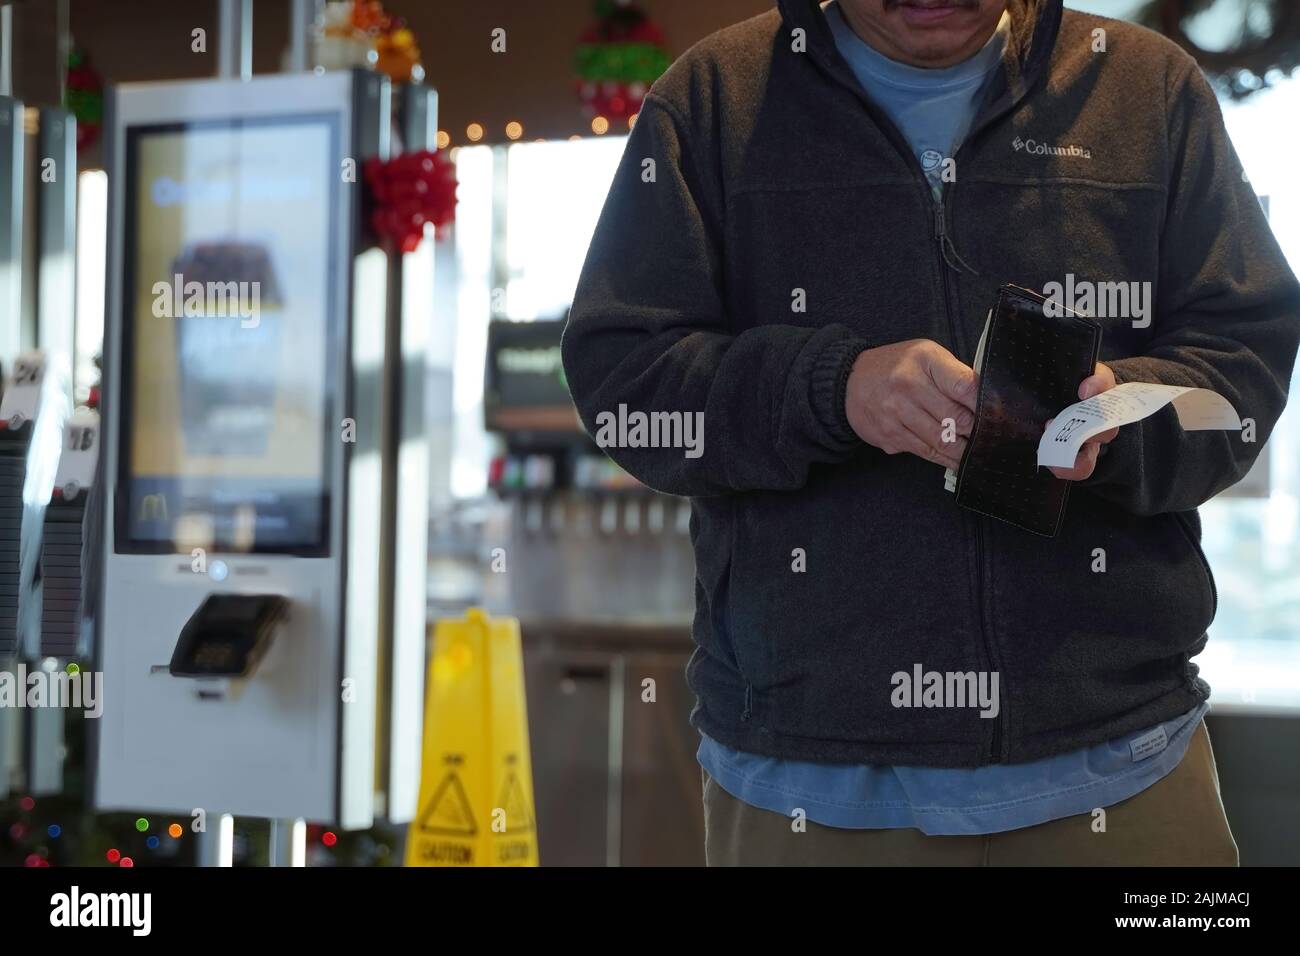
[697,2,1208,836]
[699,703,1208,835]
[824,0,1010,197]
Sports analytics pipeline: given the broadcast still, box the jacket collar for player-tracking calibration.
[775,0,1064,110]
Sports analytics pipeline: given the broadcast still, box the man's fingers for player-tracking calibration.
[1079,362,1117,400]
[1048,441,1100,481]
[930,434,967,469]
[916,391,975,440]
[896,406,965,469]
[924,349,979,412]
[902,430,965,470]
[1078,375,1107,400]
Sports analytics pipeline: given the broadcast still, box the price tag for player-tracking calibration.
[0,352,47,426]
[54,410,100,498]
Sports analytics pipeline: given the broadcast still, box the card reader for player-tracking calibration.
[169,593,288,679]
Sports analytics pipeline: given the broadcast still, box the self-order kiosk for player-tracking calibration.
[94,69,421,828]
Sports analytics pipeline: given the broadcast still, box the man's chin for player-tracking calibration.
[896,37,977,64]
[886,15,987,63]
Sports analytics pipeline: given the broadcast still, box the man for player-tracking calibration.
[562,0,1300,865]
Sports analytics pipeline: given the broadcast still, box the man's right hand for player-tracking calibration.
[844,339,979,470]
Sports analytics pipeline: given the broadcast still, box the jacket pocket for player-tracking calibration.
[694,498,754,688]
[719,498,758,689]
[1172,510,1218,622]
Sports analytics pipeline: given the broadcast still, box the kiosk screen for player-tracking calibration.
[118,116,340,554]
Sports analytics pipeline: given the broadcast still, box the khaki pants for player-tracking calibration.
[703,721,1239,866]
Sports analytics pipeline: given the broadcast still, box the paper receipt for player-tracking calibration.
[1037,382,1241,469]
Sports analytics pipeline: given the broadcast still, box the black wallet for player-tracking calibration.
[953,285,1102,537]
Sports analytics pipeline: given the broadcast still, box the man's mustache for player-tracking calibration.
[883,0,982,10]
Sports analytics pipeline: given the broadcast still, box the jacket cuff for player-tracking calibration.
[810,336,872,449]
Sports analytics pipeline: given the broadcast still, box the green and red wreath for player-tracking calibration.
[574,0,671,122]
[65,47,103,151]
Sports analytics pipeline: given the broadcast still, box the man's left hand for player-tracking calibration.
[1046,362,1119,481]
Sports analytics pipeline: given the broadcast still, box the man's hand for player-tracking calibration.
[845,339,978,470]
[1046,362,1119,481]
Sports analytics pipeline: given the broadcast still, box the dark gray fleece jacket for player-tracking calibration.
[562,0,1300,766]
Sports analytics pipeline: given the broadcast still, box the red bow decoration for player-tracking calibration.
[364,149,458,253]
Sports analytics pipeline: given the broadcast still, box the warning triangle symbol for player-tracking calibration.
[497,771,534,833]
[418,771,478,836]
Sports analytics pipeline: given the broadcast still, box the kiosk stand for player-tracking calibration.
[95,68,396,830]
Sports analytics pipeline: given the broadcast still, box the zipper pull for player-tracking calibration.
[934,201,982,277]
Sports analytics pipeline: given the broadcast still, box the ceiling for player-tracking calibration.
[11,0,774,161]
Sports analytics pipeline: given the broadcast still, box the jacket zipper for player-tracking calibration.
[871,114,1007,764]
[804,36,1031,764]
[972,515,1002,761]
[938,100,1045,764]
[934,191,1003,764]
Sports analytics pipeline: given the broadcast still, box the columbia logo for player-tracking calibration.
[1012,136,1093,159]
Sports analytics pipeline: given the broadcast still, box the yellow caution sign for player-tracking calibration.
[406,608,539,867]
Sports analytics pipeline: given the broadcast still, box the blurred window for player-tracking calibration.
[1197,76,1300,709]
[448,137,626,498]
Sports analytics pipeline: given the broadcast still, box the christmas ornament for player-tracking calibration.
[365,149,458,253]
[376,26,422,84]
[575,0,671,122]
[313,1,376,70]
[64,47,103,152]
[313,0,424,83]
